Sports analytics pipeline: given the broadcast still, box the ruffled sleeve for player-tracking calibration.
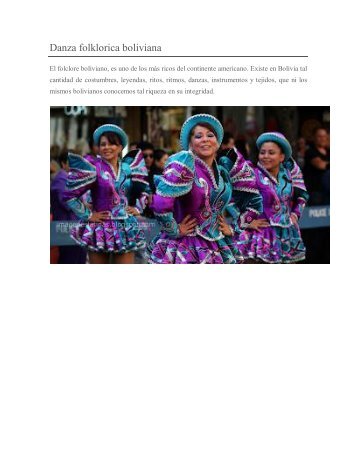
[151,151,195,237]
[63,153,97,220]
[286,158,309,219]
[129,149,149,185]
[218,148,263,229]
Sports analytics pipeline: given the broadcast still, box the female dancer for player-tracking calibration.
[64,124,149,264]
[236,132,309,263]
[148,114,261,264]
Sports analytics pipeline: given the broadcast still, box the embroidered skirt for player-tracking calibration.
[70,216,146,254]
[236,224,306,263]
[147,233,241,264]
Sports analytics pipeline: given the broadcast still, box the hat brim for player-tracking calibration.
[93,124,128,148]
[256,132,292,159]
[180,114,223,150]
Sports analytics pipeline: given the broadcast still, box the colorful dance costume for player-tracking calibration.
[217,147,263,233]
[148,114,262,264]
[63,125,149,254]
[148,151,237,263]
[236,132,309,263]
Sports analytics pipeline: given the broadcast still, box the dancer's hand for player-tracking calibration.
[178,215,197,236]
[218,215,234,236]
[247,219,269,231]
[126,206,140,216]
[89,211,111,223]
[290,213,299,225]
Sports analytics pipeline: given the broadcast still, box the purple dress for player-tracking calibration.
[148,151,239,264]
[236,160,309,263]
[50,169,87,264]
[63,151,149,254]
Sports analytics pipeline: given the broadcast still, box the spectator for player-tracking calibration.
[138,141,155,171]
[301,128,330,263]
[235,136,251,160]
[50,159,60,182]
[304,128,330,205]
[153,149,169,171]
[295,137,308,170]
[220,132,235,150]
[86,134,99,159]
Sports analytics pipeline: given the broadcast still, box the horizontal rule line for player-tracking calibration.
[48,55,309,58]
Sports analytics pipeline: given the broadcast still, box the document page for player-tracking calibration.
[2,1,355,461]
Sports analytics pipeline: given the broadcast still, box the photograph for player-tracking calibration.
[50,106,330,264]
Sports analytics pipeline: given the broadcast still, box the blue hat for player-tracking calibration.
[180,114,224,150]
[93,124,128,148]
[256,132,292,159]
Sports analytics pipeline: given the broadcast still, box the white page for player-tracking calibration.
[2,1,356,461]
